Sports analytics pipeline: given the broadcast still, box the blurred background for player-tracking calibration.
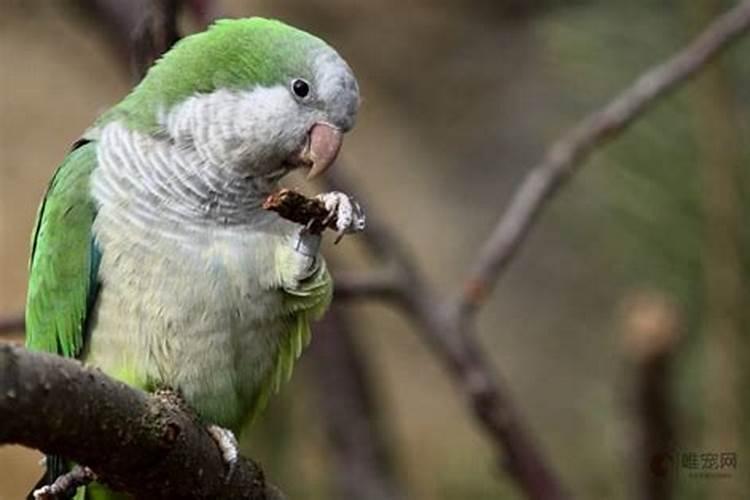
[1,1,749,499]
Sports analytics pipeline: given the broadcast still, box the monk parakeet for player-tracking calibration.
[25,18,363,499]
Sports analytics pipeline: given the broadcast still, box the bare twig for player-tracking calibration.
[0,345,273,499]
[458,0,750,315]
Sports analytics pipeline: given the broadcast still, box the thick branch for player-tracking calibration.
[459,0,750,314]
[0,345,275,500]
[332,270,403,302]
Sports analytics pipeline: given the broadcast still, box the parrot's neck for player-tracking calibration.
[92,120,279,232]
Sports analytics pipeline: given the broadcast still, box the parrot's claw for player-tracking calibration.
[32,465,96,500]
[207,424,240,483]
[315,191,366,241]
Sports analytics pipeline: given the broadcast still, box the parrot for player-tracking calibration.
[24,17,364,499]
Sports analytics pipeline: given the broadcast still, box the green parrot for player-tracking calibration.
[25,17,364,499]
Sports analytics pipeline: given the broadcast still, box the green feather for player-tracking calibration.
[25,141,105,499]
[26,141,99,359]
[247,260,332,423]
[98,18,327,133]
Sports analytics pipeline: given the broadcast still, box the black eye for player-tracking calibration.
[292,79,310,98]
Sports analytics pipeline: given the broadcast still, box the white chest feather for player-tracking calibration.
[86,121,298,429]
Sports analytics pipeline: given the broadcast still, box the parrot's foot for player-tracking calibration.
[315,191,366,243]
[207,424,240,482]
[32,465,96,500]
[293,227,322,257]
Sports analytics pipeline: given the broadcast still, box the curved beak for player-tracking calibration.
[287,122,343,179]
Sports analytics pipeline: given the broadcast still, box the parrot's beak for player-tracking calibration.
[286,122,343,179]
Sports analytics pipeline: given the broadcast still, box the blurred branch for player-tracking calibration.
[86,0,220,81]
[310,305,406,500]
[330,2,750,499]
[184,0,222,27]
[0,314,24,336]
[0,345,277,499]
[620,291,682,500]
[129,0,181,80]
[333,270,403,302]
[458,0,750,316]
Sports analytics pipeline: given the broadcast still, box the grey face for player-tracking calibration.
[163,46,360,181]
[280,48,360,179]
[307,48,359,132]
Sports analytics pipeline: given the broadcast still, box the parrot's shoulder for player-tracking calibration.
[25,140,101,358]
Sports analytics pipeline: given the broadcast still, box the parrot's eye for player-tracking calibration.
[291,79,311,99]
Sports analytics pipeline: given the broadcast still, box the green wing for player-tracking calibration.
[25,141,100,358]
[247,258,333,421]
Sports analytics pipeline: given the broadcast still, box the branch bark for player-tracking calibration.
[0,345,277,499]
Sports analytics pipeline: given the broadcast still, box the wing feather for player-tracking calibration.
[25,141,100,359]
[247,257,332,421]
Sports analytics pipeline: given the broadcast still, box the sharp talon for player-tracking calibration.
[334,230,345,244]
[321,210,335,227]
[32,465,96,500]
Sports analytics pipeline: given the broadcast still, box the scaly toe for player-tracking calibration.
[207,425,239,482]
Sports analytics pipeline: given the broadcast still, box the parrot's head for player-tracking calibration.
[109,17,359,182]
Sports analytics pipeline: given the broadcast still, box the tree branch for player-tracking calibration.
[0,345,277,499]
[324,172,570,500]
[0,314,24,336]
